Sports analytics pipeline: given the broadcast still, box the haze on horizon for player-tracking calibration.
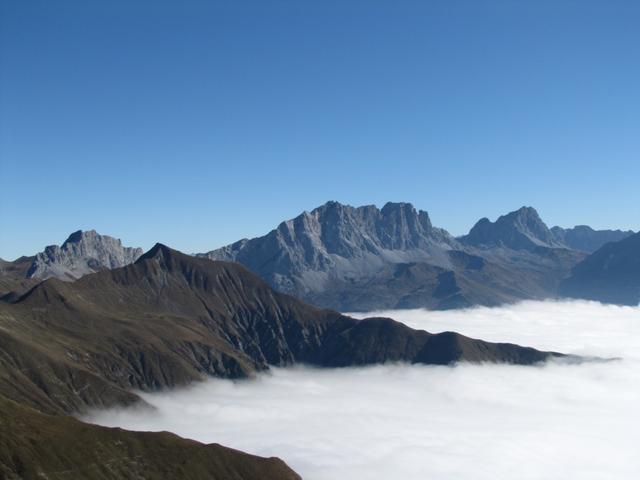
[1,0,639,259]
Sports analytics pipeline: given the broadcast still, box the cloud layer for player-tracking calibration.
[86,301,640,480]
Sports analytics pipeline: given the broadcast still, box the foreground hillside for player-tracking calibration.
[0,243,573,479]
[0,395,300,480]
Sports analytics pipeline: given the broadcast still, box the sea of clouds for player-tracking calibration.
[85,300,640,480]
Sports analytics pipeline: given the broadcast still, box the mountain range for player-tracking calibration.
[199,202,635,310]
[2,202,636,311]
[2,200,635,477]
[0,241,569,478]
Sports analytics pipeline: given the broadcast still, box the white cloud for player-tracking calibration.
[85,301,640,480]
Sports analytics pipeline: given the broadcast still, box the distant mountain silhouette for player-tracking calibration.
[550,225,634,253]
[560,232,640,305]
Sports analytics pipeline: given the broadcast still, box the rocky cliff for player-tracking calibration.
[27,230,143,281]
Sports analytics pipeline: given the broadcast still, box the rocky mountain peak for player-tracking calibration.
[62,229,99,245]
[506,206,553,238]
[199,201,458,297]
[137,242,171,260]
[461,206,558,250]
[550,224,636,253]
[26,230,143,281]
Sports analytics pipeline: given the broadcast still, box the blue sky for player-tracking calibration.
[1,0,638,259]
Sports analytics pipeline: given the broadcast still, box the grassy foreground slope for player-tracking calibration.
[0,395,300,480]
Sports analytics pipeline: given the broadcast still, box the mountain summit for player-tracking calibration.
[200,201,458,299]
[198,203,588,310]
[22,230,143,281]
[461,207,561,250]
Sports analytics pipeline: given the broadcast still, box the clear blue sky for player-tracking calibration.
[1,0,638,260]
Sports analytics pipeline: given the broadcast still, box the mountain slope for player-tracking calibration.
[0,244,566,415]
[199,203,586,310]
[560,232,640,305]
[460,207,563,250]
[0,394,300,480]
[0,230,143,300]
[200,201,458,296]
[27,229,143,280]
[0,256,38,301]
[550,225,634,253]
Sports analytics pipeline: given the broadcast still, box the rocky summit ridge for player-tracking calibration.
[198,202,635,310]
[200,201,459,297]
[1,202,635,310]
[27,229,143,281]
[460,206,563,250]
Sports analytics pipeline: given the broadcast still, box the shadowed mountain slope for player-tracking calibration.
[0,244,565,415]
[550,225,635,253]
[560,232,640,305]
[0,395,300,480]
[0,256,38,302]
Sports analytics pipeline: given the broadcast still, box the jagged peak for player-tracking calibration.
[136,243,177,263]
[462,206,555,250]
[474,217,491,226]
[381,201,416,213]
[61,229,102,246]
[311,200,347,214]
[26,230,143,281]
[468,206,545,229]
[502,206,543,222]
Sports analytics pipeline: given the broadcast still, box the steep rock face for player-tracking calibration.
[550,225,635,253]
[199,203,587,310]
[460,207,562,251]
[560,232,640,305]
[200,201,458,296]
[0,244,565,415]
[26,230,143,281]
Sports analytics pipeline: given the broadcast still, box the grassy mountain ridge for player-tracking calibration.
[0,394,300,480]
[0,243,565,415]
